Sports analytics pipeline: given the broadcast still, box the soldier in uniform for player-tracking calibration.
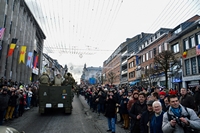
[53,74,62,86]
[62,72,75,109]
[38,72,50,85]
[62,72,75,86]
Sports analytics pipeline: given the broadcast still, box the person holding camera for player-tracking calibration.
[162,94,200,133]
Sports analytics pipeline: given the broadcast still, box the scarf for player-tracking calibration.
[171,106,182,117]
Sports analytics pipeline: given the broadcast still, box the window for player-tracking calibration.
[158,45,162,53]
[149,50,152,59]
[142,44,144,49]
[190,36,195,47]
[138,56,141,65]
[164,43,168,50]
[160,81,165,86]
[184,39,189,50]
[149,63,152,68]
[129,71,135,78]
[153,48,156,56]
[198,56,200,73]
[171,43,179,53]
[196,33,200,45]
[143,54,145,62]
[146,52,148,61]
[185,59,190,75]
[191,57,197,74]
[174,27,181,34]
[9,21,12,34]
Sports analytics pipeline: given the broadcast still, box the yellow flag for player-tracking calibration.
[19,46,27,63]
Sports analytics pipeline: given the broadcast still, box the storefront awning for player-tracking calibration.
[129,80,140,86]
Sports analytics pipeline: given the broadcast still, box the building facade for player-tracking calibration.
[168,15,200,89]
[103,15,200,90]
[81,64,102,85]
[0,0,46,84]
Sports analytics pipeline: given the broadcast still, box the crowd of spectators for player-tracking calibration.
[80,84,200,133]
[0,77,39,125]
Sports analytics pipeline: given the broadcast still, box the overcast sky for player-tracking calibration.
[25,0,200,82]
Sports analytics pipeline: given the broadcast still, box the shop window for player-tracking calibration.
[160,81,165,87]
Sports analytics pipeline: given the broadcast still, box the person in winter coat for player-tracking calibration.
[120,93,129,129]
[162,94,200,133]
[140,100,154,133]
[194,86,200,116]
[97,90,106,116]
[0,88,10,125]
[129,92,147,133]
[18,89,26,116]
[105,90,117,133]
[150,101,164,133]
[179,88,195,110]
[5,88,18,120]
[53,74,62,86]
[38,72,50,85]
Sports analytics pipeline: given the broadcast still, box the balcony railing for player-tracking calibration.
[121,69,127,75]
[121,50,127,56]
[121,60,127,65]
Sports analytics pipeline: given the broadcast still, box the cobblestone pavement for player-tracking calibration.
[79,95,130,133]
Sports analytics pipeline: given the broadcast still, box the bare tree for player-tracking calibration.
[141,67,160,88]
[154,50,181,89]
[106,71,117,85]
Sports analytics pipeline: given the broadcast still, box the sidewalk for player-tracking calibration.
[79,95,129,133]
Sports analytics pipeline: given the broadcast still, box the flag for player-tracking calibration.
[182,51,187,58]
[196,44,200,55]
[26,52,33,67]
[0,28,5,40]
[136,55,139,65]
[33,54,39,68]
[7,38,18,57]
[19,46,27,63]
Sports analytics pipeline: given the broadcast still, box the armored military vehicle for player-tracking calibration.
[38,85,73,114]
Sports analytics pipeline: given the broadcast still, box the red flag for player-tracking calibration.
[34,55,39,68]
[7,39,18,57]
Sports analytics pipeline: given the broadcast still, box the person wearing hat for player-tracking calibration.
[120,93,129,130]
[140,100,154,133]
[0,88,10,125]
[159,91,167,112]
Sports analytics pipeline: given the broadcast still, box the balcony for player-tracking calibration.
[121,50,127,57]
[121,60,127,66]
[121,69,127,75]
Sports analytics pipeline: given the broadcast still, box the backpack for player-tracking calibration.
[167,107,199,133]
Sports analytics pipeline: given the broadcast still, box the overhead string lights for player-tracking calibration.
[24,0,199,56]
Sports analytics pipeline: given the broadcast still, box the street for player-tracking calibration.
[4,95,128,133]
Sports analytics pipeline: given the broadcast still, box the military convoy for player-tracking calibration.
[38,72,75,114]
[38,85,73,114]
